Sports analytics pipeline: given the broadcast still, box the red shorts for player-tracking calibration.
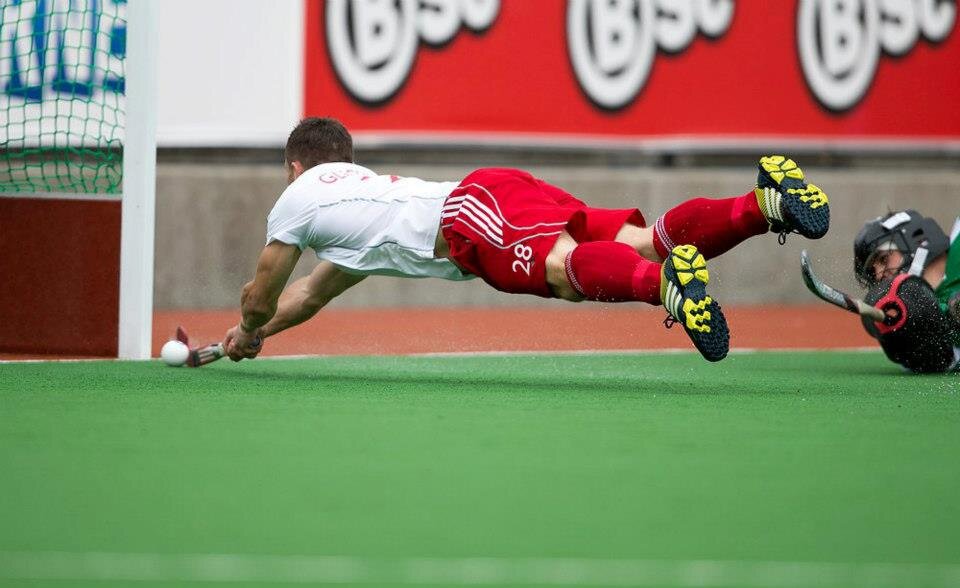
[441,168,645,297]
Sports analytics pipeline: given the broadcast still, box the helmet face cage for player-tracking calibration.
[855,233,912,287]
[854,210,949,288]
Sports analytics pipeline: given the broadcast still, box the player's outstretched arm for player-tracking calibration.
[259,259,366,338]
[225,241,303,360]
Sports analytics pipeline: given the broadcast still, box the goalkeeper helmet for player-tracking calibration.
[853,210,949,287]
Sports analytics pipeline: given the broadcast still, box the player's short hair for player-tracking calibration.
[285,117,354,169]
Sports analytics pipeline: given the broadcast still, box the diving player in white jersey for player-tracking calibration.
[264,162,468,281]
[224,118,832,363]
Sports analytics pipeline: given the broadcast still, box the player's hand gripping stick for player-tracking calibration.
[176,326,261,367]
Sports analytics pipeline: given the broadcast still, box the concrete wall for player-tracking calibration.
[154,160,960,310]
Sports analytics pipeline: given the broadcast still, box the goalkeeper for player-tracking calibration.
[853,210,960,373]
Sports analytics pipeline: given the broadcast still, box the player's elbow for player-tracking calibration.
[242,301,277,326]
[300,292,328,317]
[241,284,278,323]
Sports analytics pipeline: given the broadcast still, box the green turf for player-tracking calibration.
[0,351,958,588]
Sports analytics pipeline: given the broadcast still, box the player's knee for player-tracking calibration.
[545,234,584,301]
[545,252,584,301]
[616,224,660,261]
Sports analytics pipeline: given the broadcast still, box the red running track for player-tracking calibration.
[155,305,874,357]
[0,305,875,361]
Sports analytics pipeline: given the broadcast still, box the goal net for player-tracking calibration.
[0,0,155,358]
[1,0,125,195]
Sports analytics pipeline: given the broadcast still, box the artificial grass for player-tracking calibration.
[0,351,957,587]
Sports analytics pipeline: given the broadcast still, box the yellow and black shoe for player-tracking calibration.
[661,244,729,362]
[755,155,829,242]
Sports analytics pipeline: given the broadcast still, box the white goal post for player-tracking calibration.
[118,0,158,360]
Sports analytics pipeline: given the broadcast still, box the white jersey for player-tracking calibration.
[266,162,473,280]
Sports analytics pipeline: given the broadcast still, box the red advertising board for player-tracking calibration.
[305,0,960,144]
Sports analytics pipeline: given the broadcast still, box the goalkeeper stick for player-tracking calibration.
[800,250,885,322]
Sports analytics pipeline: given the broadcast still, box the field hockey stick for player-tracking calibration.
[800,250,885,322]
[186,342,227,367]
[177,326,261,368]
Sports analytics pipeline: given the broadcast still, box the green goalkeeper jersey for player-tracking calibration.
[935,217,960,347]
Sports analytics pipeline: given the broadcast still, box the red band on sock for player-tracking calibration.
[652,192,768,259]
[565,241,661,305]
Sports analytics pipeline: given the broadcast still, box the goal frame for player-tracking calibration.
[118,0,159,359]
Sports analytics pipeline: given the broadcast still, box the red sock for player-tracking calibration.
[652,192,768,259]
[564,241,661,304]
